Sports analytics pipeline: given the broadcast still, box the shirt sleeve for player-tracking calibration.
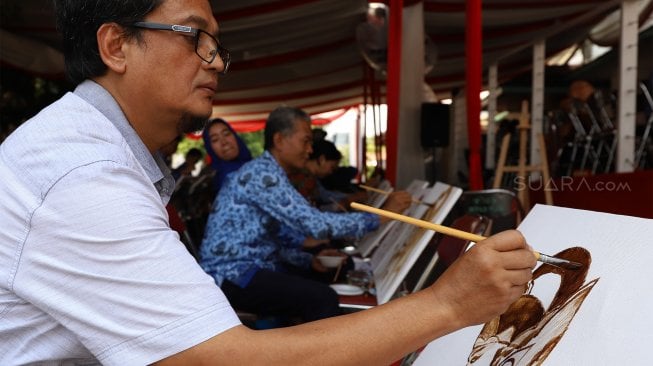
[277,225,312,268]
[239,163,380,240]
[277,222,308,248]
[16,161,240,365]
[278,246,313,269]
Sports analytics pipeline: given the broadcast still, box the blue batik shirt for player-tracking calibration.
[200,151,379,287]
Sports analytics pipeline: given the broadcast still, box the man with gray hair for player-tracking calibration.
[201,106,413,323]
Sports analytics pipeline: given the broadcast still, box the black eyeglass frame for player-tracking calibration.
[131,21,230,74]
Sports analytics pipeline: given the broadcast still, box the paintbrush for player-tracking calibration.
[358,184,424,205]
[329,198,348,212]
[350,202,582,270]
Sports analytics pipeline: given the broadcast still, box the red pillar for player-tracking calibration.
[466,0,484,190]
[386,0,403,186]
[361,64,370,181]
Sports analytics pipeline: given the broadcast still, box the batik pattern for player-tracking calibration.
[200,151,378,286]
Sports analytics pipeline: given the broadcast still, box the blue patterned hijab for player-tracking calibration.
[202,118,253,192]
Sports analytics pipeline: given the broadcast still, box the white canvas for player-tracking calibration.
[369,201,430,272]
[369,180,432,271]
[372,182,462,304]
[364,179,393,208]
[355,180,395,257]
[357,180,429,258]
[414,204,653,366]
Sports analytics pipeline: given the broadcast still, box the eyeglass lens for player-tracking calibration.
[197,31,217,62]
[196,31,230,73]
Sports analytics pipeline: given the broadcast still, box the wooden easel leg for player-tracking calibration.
[538,133,554,205]
[518,128,530,210]
[493,133,511,189]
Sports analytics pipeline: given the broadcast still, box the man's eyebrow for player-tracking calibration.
[178,15,207,28]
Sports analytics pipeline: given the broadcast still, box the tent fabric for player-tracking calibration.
[0,29,64,78]
[1,0,650,125]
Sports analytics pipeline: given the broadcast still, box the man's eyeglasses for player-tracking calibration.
[132,21,231,74]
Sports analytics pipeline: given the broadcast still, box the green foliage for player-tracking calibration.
[339,145,350,167]
[240,130,264,157]
[364,135,385,178]
[176,137,206,157]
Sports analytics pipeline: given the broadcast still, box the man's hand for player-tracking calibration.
[156,231,535,366]
[303,237,330,249]
[345,190,369,206]
[427,230,536,329]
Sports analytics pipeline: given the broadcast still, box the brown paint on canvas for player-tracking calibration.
[379,186,453,278]
[467,247,599,365]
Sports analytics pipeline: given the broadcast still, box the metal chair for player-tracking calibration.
[635,81,653,169]
[452,188,525,235]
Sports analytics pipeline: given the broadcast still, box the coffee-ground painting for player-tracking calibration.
[414,205,652,365]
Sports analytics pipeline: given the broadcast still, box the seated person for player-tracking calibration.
[289,139,366,211]
[171,147,203,180]
[200,106,411,323]
[203,117,330,252]
[202,117,253,197]
[321,165,361,193]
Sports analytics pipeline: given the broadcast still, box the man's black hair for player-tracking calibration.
[186,147,204,159]
[54,0,164,85]
[310,140,342,161]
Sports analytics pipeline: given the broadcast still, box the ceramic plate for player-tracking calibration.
[330,284,365,296]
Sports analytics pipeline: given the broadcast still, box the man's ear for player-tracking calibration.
[272,132,285,151]
[96,23,128,74]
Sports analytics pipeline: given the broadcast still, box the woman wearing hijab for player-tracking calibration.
[202,118,253,196]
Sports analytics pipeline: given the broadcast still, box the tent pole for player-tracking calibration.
[466,0,483,190]
[386,0,403,186]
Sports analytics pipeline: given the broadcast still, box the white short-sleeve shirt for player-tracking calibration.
[0,81,240,365]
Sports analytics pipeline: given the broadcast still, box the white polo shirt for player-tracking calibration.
[0,80,240,365]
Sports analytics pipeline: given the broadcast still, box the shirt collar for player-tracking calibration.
[74,80,174,202]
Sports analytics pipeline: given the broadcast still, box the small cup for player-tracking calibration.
[317,255,344,268]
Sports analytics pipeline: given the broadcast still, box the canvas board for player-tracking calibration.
[369,181,445,272]
[372,181,462,304]
[364,179,393,208]
[414,204,653,365]
[369,202,430,272]
[368,180,431,270]
[356,179,429,258]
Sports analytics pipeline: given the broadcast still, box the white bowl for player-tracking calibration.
[340,245,359,255]
[316,255,344,268]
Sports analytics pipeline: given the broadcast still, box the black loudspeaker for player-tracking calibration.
[420,103,450,148]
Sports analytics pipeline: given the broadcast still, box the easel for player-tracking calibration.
[492,101,553,210]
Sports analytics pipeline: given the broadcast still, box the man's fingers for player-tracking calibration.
[505,268,535,287]
[479,230,528,252]
[500,249,538,270]
[507,284,530,304]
